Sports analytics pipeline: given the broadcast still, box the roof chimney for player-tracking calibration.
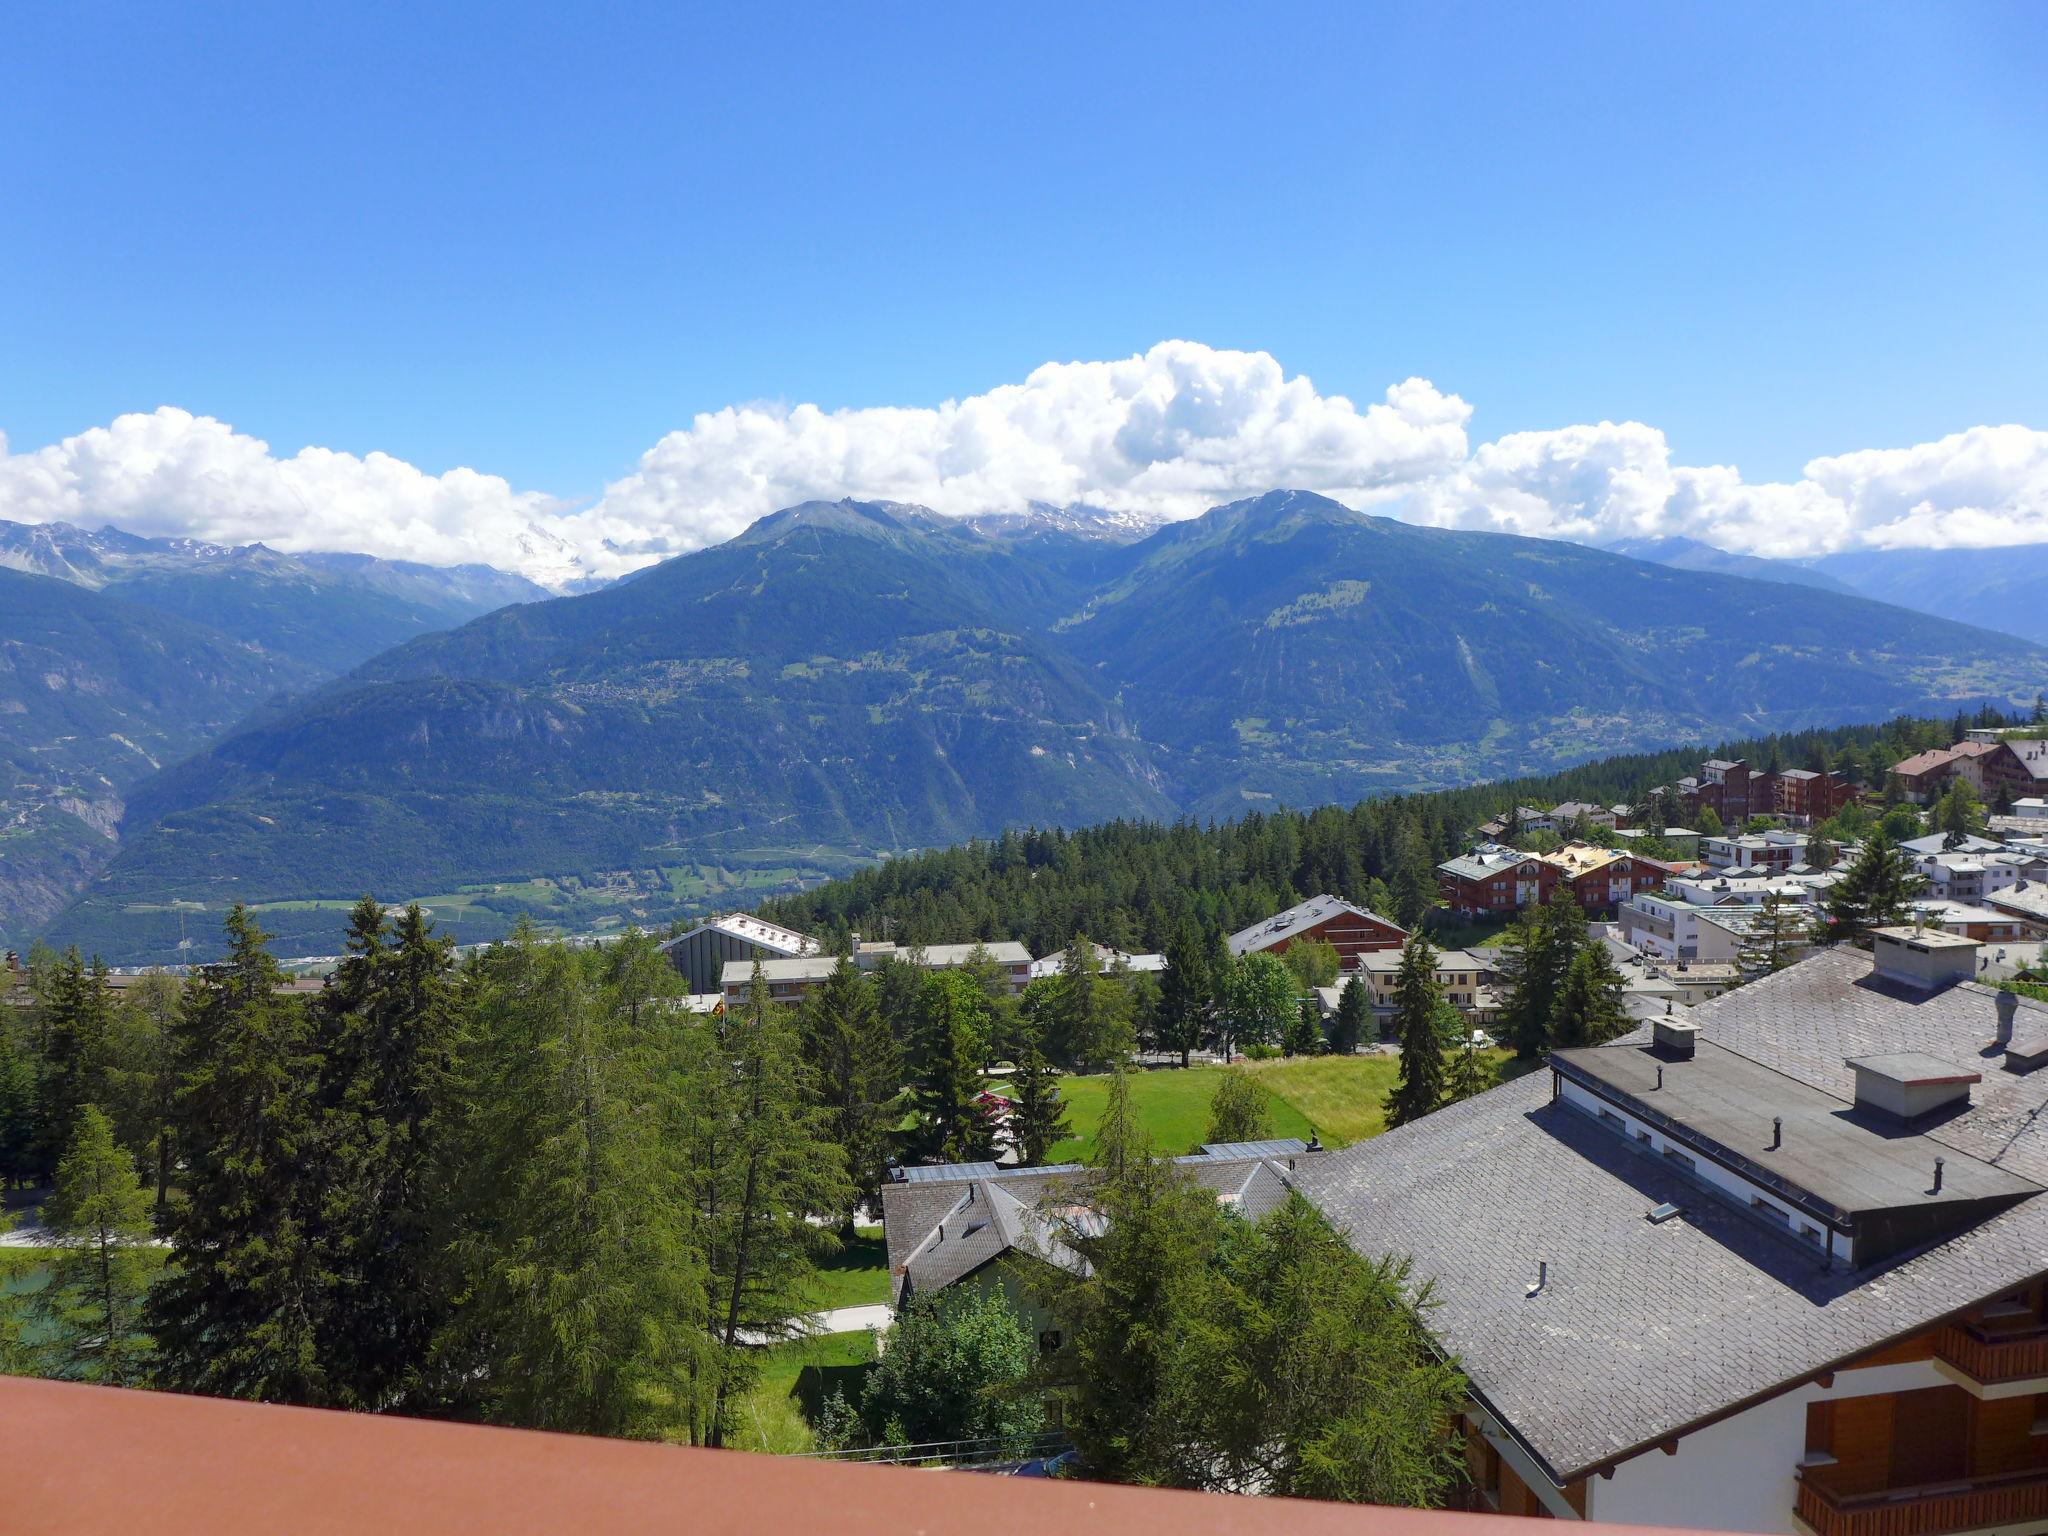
[1997,990,2018,1048]
[1847,1053,1980,1121]
[1871,927,1980,992]
[1653,1017,1699,1059]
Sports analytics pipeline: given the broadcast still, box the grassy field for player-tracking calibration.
[716,1330,879,1455]
[1044,1051,1522,1161]
[800,1228,889,1311]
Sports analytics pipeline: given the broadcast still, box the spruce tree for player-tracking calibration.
[1330,974,1370,1054]
[309,898,460,1411]
[1822,830,1927,947]
[1008,1031,1071,1166]
[38,949,115,1176]
[1495,889,1587,1059]
[797,955,899,1232]
[1384,933,1447,1128]
[1283,996,1323,1057]
[1549,942,1631,1048]
[1156,923,1210,1068]
[34,1104,156,1385]
[0,1019,37,1190]
[1442,1040,1496,1106]
[907,970,993,1163]
[148,907,326,1404]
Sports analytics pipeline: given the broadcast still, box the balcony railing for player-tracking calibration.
[1797,1468,2048,1536]
[1934,1320,2048,1385]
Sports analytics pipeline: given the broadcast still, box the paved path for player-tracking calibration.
[810,1304,892,1334]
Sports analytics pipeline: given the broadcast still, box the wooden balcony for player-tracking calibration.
[1797,1467,2048,1536]
[1934,1321,2048,1386]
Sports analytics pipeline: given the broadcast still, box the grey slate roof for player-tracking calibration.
[1292,946,2048,1486]
[882,1145,1325,1305]
[1227,895,1398,956]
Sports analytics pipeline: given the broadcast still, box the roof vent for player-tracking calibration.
[1846,1052,1980,1121]
[1647,1202,1682,1224]
[1653,1017,1699,1059]
[1871,927,1980,992]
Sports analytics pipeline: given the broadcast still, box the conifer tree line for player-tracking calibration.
[760,708,2024,961]
[1,903,1055,1443]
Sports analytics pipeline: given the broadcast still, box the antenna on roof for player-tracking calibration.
[1770,1116,1782,1151]
[1932,1157,1946,1195]
[1527,1259,1548,1297]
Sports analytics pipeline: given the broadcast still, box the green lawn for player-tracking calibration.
[1045,1050,1524,1162]
[716,1330,879,1455]
[1046,1065,1315,1163]
[800,1228,889,1311]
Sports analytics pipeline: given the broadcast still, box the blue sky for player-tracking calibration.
[2,3,2045,580]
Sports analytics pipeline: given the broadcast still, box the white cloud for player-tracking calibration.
[1404,418,2048,560]
[576,342,1473,554]
[2,347,2043,588]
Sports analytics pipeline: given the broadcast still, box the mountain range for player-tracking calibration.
[23,491,2047,964]
[0,523,549,939]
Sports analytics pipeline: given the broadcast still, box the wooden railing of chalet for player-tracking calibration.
[1796,1467,2048,1536]
[1933,1321,2048,1384]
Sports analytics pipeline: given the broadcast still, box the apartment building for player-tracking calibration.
[1702,830,1808,872]
[1295,932,2048,1534]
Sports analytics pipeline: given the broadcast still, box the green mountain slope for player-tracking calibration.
[1060,491,2048,813]
[0,568,310,941]
[48,502,1171,960]
[37,493,2048,964]
[1809,544,2048,648]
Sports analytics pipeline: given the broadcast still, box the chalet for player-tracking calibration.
[719,940,1033,1008]
[1296,933,2048,1534]
[659,912,817,992]
[1543,845,1673,912]
[1891,747,1964,804]
[1345,946,1498,1027]
[1985,880,2048,937]
[1439,847,1559,917]
[1226,894,1405,968]
[879,1141,1320,1316]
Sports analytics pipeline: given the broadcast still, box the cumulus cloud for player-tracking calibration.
[0,407,588,584]
[1405,418,2048,559]
[1,345,2043,589]
[577,342,1473,553]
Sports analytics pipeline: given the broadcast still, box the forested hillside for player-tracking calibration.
[759,708,1998,955]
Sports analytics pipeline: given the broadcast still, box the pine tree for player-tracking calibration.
[697,970,851,1446]
[1549,942,1631,1047]
[1156,923,1210,1068]
[1388,818,1436,928]
[1008,1031,1070,1166]
[147,907,326,1404]
[33,1104,156,1385]
[1822,830,1927,947]
[1330,974,1370,1054]
[797,954,899,1231]
[1936,779,1984,849]
[1744,892,1808,975]
[1384,933,1447,1128]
